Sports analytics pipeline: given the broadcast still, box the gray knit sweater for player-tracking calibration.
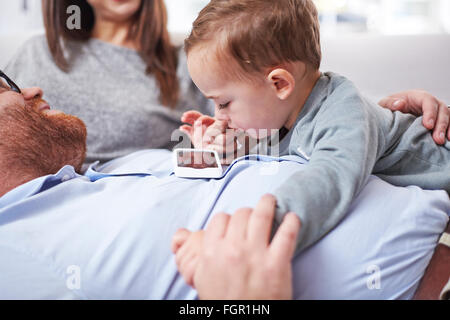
[273,72,450,254]
[5,35,212,164]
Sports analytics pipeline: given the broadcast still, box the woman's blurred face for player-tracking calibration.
[87,0,143,22]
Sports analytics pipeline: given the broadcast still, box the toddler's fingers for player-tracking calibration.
[192,122,209,147]
[179,125,194,139]
[182,110,204,125]
[212,131,239,148]
[171,228,192,254]
[193,118,215,139]
[196,115,216,128]
[216,120,229,131]
[210,140,238,159]
[203,123,228,144]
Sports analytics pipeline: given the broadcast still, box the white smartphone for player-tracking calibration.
[173,148,224,179]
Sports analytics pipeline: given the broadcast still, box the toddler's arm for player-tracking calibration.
[272,94,383,254]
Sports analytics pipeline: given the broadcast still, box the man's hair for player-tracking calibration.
[0,104,87,178]
[185,0,321,80]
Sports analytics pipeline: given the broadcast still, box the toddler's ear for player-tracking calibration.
[267,68,295,100]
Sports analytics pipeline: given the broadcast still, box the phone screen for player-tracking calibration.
[176,150,219,169]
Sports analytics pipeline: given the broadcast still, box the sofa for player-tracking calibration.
[1,32,449,103]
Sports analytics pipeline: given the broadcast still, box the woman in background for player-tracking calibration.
[6,0,211,166]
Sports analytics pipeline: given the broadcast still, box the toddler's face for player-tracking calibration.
[187,48,291,139]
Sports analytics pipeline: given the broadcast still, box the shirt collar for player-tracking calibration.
[0,166,80,210]
[84,161,154,181]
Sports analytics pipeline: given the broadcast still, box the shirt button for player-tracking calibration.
[297,147,311,161]
[61,174,72,182]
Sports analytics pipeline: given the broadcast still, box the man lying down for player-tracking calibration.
[0,83,449,300]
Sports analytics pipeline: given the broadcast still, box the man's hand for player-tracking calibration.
[379,90,449,145]
[172,194,301,300]
[180,110,244,164]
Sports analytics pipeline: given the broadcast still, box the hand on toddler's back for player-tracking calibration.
[379,90,450,145]
[171,195,301,300]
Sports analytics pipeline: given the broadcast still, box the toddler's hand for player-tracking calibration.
[180,110,243,164]
[171,229,204,288]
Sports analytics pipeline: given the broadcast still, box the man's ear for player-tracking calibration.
[266,68,295,100]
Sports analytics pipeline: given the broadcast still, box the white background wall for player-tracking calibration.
[0,0,43,35]
[1,0,450,36]
[0,0,449,103]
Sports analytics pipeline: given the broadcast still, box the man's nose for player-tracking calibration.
[22,87,44,100]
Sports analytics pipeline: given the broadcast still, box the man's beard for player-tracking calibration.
[0,102,87,177]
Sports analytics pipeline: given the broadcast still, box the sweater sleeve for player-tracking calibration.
[273,89,383,254]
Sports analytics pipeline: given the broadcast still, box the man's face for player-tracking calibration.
[0,80,87,174]
[187,47,292,139]
[0,82,59,115]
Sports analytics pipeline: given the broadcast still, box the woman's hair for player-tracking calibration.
[42,0,180,108]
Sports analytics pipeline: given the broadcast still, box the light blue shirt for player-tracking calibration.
[0,150,306,299]
[0,166,82,210]
[0,150,448,299]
